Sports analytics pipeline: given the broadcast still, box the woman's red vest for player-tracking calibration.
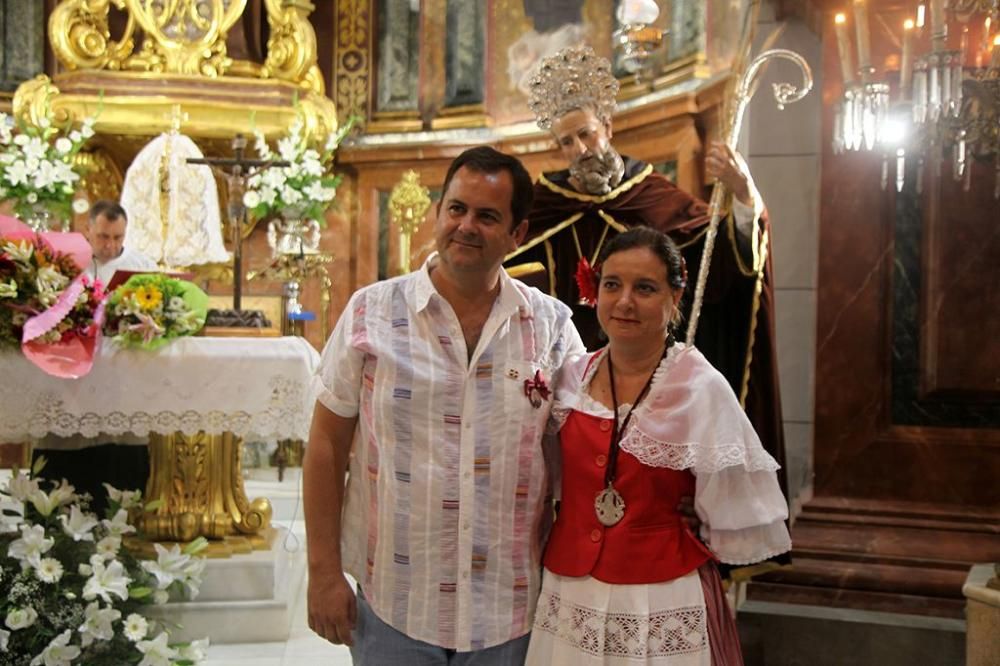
[543,408,714,584]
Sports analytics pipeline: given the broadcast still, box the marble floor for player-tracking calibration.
[203,473,353,665]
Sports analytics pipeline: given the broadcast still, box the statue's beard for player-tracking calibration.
[569,147,625,195]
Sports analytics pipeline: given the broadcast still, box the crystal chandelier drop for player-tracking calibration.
[831,0,1000,198]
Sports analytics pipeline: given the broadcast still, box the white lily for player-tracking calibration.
[77,601,121,646]
[59,504,98,541]
[8,524,54,565]
[101,508,137,537]
[4,469,39,501]
[82,558,131,603]
[178,637,210,661]
[29,629,81,666]
[95,535,122,560]
[136,631,179,666]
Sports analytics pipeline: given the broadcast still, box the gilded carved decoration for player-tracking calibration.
[50,0,246,76]
[74,148,125,204]
[334,0,370,125]
[142,431,273,550]
[48,0,322,90]
[262,0,324,93]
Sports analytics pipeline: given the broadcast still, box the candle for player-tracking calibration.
[916,4,926,28]
[853,0,872,73]
[835,13,856,85]
[930,0,946,49]
[901,19,915,97]
[992,35,1000,70]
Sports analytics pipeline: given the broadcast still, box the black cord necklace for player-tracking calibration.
[594,335,672,527]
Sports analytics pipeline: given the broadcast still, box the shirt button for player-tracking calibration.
[599,420,611,432]
[590,529,602,542]
[595,454,607,467]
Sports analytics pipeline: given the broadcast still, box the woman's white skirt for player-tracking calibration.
[526,569,712,665]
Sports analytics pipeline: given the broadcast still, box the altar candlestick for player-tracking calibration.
[853,0,872,74]
[930,0,946,50]
[901,19,915,97]
[992,35,1000,70]
[835,14,856,85]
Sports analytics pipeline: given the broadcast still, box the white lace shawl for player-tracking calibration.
[548,344,791,565]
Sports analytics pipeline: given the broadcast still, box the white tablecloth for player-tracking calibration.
[0,337,321,443]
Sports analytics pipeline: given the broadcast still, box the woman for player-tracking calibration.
[527,227,790,665]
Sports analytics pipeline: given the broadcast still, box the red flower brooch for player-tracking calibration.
[523,370,551,408]
[574,257,600,307]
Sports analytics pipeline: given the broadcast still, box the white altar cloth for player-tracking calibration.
[0,337,320,443]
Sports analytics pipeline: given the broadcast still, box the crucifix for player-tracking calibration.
[187,134,288,311]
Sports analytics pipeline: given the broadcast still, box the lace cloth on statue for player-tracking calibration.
[528,571,710,665]
[0,337,320,443]
[120,132,231,267]
[547,344,791,566]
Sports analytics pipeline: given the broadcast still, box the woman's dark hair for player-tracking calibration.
[597,226,687,292]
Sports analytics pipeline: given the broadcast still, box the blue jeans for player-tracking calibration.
[350,590,530,665]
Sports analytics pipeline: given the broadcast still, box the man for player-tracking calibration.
[84,200,156,286]
[507,45,787,505]
[304,146,585,663]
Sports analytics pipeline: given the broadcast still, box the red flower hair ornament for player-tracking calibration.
[574,257,600,307]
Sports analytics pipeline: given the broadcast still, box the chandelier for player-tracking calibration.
[613,0,664,79]
[831,0,1000,198]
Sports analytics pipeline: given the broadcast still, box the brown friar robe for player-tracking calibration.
[507,158,789,526]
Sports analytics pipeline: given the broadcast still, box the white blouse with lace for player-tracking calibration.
[547,342,790,566]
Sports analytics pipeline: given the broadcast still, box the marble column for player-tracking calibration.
[0,0,45,94]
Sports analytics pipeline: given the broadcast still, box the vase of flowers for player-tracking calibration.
[102,275,209,350]
[243,116,355,258]
[0,112,93,232]
[0,467,209,665]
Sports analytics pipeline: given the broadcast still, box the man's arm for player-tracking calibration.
[304,401,359,646]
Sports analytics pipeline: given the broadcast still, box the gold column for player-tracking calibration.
[141,431,273,556]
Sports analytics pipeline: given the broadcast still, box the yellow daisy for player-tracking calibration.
[133,285,163,311]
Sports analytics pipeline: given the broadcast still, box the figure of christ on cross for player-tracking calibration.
[187,134,288,311]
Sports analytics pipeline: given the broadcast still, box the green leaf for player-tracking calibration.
[32,455,47,475]
[129,586,154,598]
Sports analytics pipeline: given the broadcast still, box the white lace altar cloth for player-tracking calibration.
[0,337,320,442]
[120,132,231,267]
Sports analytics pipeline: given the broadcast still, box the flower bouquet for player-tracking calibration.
[0,215,103,378]
[0,467,208,665]
[0,111,93,229]
[102,275,208,350]
[242,115,355,225]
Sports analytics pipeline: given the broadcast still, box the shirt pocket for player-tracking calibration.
[501,360,555,417]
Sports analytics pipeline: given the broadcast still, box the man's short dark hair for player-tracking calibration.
[89,200,127,225]
[440,147,534,228]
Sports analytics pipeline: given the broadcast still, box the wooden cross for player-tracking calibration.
[187,134,288,311]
